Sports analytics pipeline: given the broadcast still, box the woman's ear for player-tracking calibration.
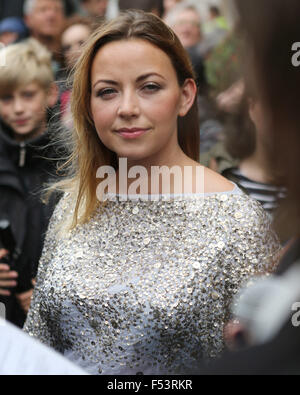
[178,78,197,117]
[47,83,59,108]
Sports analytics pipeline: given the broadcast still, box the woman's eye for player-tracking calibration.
[96,88,117,99]
[142,83,161,93]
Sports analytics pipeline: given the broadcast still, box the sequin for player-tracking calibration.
[234,211,243,220]
[24,189,280,375]
[219,194,228,202]
[133,207,139,215]
[217,242,225,249]
[211,292,219,301]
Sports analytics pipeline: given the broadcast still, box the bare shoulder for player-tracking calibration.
[179,157,235,194]
[201,166,235,194]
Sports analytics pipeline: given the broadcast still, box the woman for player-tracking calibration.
[202,88,286,219]
[24,10,279,375]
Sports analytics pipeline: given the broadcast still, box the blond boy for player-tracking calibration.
[0,39,59,327]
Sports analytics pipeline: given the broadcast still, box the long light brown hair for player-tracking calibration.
[53,10,199,229]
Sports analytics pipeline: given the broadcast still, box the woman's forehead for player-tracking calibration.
[90,39,177,79]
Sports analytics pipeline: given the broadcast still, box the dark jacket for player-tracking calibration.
[0,120,59,327]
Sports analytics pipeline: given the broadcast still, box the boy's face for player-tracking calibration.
[0,82,51,141]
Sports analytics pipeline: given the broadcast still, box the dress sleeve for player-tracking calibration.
[23,194,68,348]
[223,195,281,321]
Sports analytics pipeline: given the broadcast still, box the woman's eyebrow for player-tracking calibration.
[93,79,118,89]
[93,73,166,89]
[136,73,166,82]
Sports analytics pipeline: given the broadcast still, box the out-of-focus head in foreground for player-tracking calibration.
[234,0,300,238]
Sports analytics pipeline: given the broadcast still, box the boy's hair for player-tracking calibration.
[0,38,54,96]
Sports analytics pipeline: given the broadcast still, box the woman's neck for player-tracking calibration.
[115,148,200,195]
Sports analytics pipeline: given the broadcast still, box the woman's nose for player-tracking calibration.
[117,91,140,118]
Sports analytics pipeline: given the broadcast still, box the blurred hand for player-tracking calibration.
[0,249,18,296]
[16,288,34,314]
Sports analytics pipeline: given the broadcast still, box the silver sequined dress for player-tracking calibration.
[24,185,280,375]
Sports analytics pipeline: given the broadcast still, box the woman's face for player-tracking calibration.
[90,39,195,165]
[62,24,91,70]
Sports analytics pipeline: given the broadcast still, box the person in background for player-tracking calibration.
[199,30,242,153]
[23,0,66,74]
[118,0,161,17]
[164,2,207,93]
[79,0,108,20]
[161,0,183,20]
[0,17,29,45]
[0,39,60,328]
[165,2,202,49]
[165,1,225,153]
[0,0,79,20]
[203,5,229,36]
[60,16,94,129]
[201,84,286,219]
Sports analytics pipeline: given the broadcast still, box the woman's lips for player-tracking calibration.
[115,128,150,139]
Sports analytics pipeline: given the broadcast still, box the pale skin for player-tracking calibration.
[90,38,233,195]
[0,82,57,312]
[62,24,92,70]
